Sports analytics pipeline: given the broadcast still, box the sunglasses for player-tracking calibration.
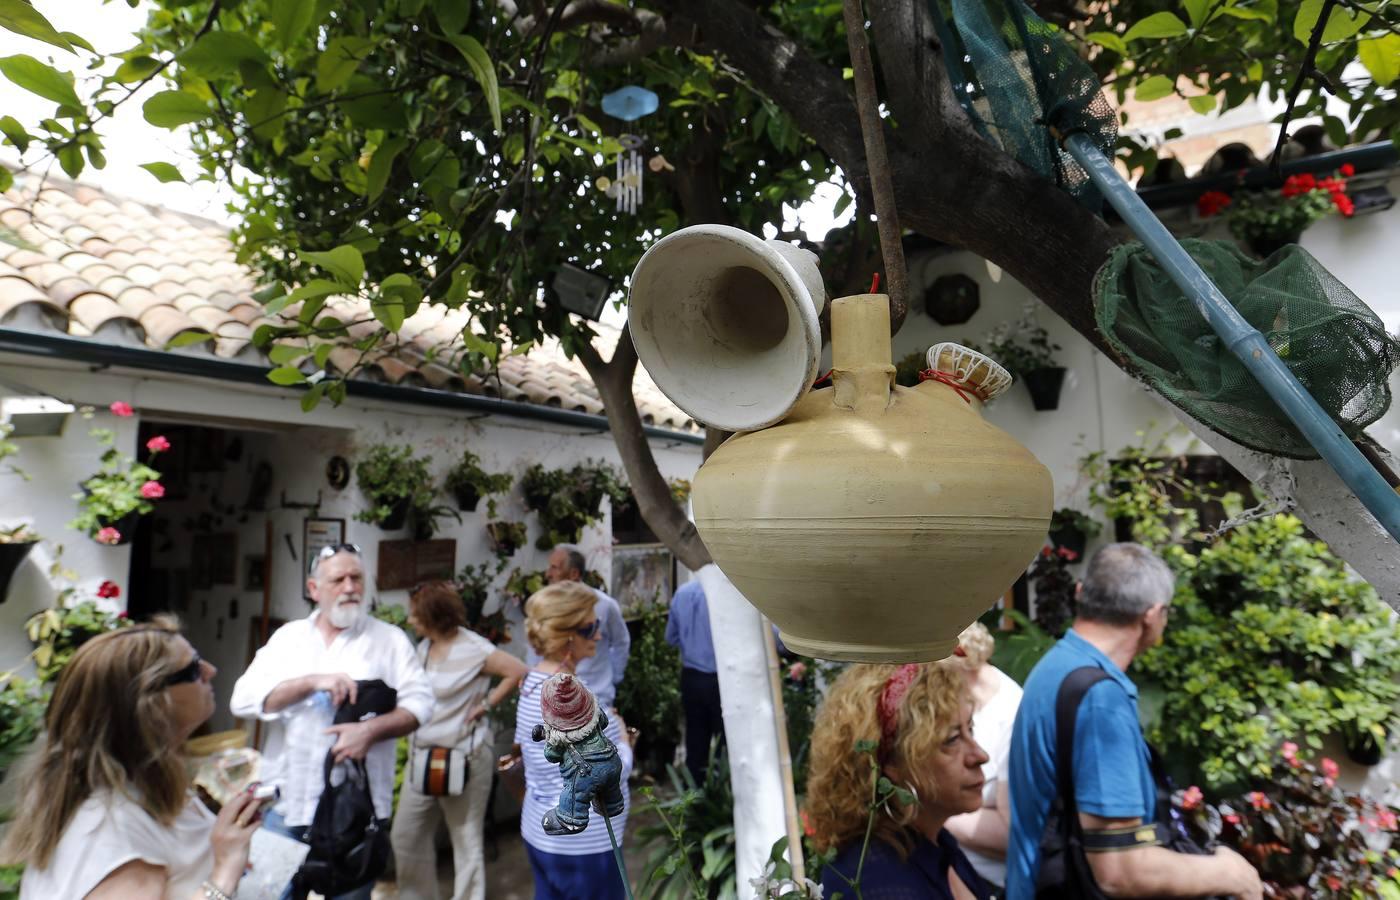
[574,620,601,640]
[164,652,204,688]
[317,542,362,560]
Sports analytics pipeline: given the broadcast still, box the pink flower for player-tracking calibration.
[95,526,122,544]
[1281,741,1300,766]
[96,580,120,599]
[1321,757,1339,785]
[140,480,165,499]
[1056,546,1079,562]
[146,435,171,453]
[1248,791,1271,811]
[1378,808,1398,831]
[1181,785,1204,810]
[1224,813,1241,825]
[109,401,134,417]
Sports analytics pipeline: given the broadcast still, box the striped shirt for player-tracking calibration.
[514,669,632,856]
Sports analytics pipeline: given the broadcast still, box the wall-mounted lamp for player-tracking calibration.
[1,396,74,437]
[550,263,612,321]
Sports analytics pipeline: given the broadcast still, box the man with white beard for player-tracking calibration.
[231,543,433,900]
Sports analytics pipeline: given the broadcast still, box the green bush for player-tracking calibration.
[1136,515,1400,793]
[616,603,682,774]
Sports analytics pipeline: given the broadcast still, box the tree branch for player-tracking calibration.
[1271,0,1337,177]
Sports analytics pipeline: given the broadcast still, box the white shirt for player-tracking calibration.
[20,790,215,899]
[230,611,433,826]
[514,669,632,856]
[414,627,496,751]
[965,666,1024,887]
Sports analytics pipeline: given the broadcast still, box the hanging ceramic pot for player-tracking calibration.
[691,296,1053,662]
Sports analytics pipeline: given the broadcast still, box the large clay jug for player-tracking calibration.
[691,294,1053,662]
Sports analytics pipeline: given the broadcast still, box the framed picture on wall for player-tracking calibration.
[611,544,675,620]
[245,555,266,592]
[302,518,346,599]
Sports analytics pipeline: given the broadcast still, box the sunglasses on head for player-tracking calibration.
[317,542,362,560]
[574,620,601,640]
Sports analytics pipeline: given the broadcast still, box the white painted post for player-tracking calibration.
[697,563,787,888]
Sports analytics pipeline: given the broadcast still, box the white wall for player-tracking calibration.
[0,354,703,734]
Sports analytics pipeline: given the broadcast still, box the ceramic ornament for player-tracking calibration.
[627,225,1054,663]
[530,673,625,835]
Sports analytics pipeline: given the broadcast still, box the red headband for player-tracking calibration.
[877,663,921,759]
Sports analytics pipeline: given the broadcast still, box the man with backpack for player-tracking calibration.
[232,544,433,899]
[1005,542,1263,900]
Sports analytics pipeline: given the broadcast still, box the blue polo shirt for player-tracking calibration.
[1004,629,1157,900]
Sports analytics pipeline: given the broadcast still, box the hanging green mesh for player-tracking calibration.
[925,0,1116,207]
[1094,239,1400,459]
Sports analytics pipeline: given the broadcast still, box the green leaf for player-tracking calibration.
[1358,35,1400,86]
[300,381,326,412]
[379,272,422,319]
[0,54,80,108]
[113,55,160,83]
[314,343,334,369]
[179,31,270,79]
[0,165,11,194]
[300,245,364,287]
[366,135,407,201]
[56,143,82,178]
[1292,0,1369,44]
[1188,94,1217,114]
[1218,2,1274,21]
[371,294,405,332]
[268,344,305,365]
[245,87,287,139]
[267,365,307,386]
[1124,12,1188,40]
[462,330,498,361]
[1135,75,1177,101]
[59,31,94,54]
[445,265,474,306]
[1085,31,1128,54]
[434,0,471,34]
[0,115,30,153]
[139,161,185,183]
[316,36,375,92]
[166,331,213,348]
[270,0,317,50]
[444,35,501,133]
[342,88,407,129]
[142,90,210,128]
[0,1,72,53]
[1182,0,1210,27]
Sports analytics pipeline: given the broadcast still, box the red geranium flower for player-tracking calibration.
[1281,172,1317,197]
[109,401,134,417]
[140,480,165,499]
[146,435,171,453]
[1180,785,1204,810]
[1056,546,1079,562]
[1247,791,1271,810]
[1321,757,1339,785]
[96,580,121,599]
[1196,190,1232,217]
[95,526,122,545]
[1331,192,1355,217]
[1339,163,1355,177]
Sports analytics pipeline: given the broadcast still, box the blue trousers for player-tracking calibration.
[526,843,627,900]
[262,809,378,900]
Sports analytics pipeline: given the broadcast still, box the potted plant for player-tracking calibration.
[486,520,527,557]
[1048,507,1100,557]
[521,461,628,550]
[969,302,1065,410]
[503,567,547,606]
[1029,545,1078,638]
[443,449,513,512]
[1197,164,1356,258]
[0,525,38,603]
[69,424,169,545]
[353,443,435,530]
[456,563,512,644]
[410,502,462,542]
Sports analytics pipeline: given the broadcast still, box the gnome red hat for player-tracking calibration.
[540,673,598,732]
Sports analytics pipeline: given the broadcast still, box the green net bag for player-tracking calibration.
[1094,239,1400,459]
[926,0,1116,208]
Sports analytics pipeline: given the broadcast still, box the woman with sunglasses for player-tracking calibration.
[515,582,635,899]
[3,619,264,899]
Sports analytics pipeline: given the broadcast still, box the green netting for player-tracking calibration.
[1094,239,1400,459]
[926,0,1116,207]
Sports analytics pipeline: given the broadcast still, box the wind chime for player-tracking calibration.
[597,86,664,215]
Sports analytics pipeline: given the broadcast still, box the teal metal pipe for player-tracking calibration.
[1064,131,1400,545]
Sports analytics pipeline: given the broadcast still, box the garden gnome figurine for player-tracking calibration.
[530,672,625,835]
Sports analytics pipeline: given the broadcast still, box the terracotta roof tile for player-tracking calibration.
[0,176,696,432]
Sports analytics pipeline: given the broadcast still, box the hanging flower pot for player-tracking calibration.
[452,484,481,512]
[1022,366,1067,411]
[379,497,412,531]
[0,537,37,602]
[487,521,527,557]
[1343,725,1387,767]
[89,509,141,546]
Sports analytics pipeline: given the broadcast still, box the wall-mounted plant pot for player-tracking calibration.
[453,485,481,512]
[93,511,141,546]
[1343,726,1387,767]
[1245,232,1301,259]
[0,541,36,603]
[379,498,412,531]
[1048,525,1087,558]
[487,522,525,557]
[1022,367,1067,411]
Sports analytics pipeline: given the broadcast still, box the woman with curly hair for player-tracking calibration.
[2,620,263,899]
[807,661,993,900]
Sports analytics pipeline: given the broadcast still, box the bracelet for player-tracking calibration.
[202,881,236,900]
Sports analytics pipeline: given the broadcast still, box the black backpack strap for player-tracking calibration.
[1052,666,1113,836]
